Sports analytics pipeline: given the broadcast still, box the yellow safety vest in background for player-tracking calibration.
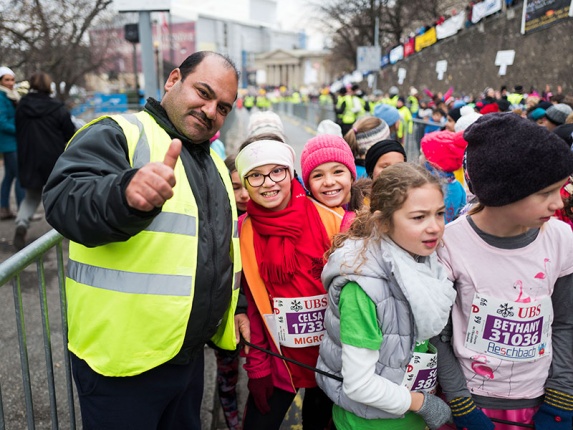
[66,111,241,376]
[336,95,356,124]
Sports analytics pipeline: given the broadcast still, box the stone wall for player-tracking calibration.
[378,6,573,98]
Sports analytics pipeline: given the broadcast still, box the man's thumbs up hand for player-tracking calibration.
[126,139,182,212]
[163,138,182,170]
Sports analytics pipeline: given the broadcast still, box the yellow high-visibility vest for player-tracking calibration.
[66,111,241,376]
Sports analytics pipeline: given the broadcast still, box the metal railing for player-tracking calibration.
[274,101,426,163]
[0,230,76,430]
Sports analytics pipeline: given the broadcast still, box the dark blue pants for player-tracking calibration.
[71,352,204,430]
[0,151,23,209]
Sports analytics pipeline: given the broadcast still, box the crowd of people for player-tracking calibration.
[0,66,76,250]
[3,49,573,430]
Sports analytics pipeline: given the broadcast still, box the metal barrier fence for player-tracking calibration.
[274,101,426,163]
[0,230,77,430]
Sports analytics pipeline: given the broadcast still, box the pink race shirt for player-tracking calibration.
[438,217,573,399]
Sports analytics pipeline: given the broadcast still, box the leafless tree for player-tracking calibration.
[0,0,117,102]
[312,0,461,73]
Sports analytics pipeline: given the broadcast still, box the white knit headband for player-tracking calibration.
[235,140,296,184]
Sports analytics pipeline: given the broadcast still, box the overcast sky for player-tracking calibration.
[114,0,326,50]
[276,0,324,49]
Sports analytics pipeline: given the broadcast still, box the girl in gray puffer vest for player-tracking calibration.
[316,163,456,430]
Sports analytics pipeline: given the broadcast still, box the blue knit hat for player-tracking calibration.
[373,104,401,127]
[527,107,546,121]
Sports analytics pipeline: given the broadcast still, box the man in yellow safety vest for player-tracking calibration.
[43,51,250,430]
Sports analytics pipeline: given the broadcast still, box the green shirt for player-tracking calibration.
[333,281,428,430]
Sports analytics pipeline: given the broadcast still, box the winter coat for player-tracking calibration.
[316,238,417,419]
[16,92,75,189]
[0,91,17,153]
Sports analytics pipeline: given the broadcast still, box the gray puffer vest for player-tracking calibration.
[316,238,417,420]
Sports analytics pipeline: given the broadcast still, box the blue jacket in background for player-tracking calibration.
[0,91,17,153]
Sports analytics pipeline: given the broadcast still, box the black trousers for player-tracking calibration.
[242,385,333,430]
[71,352,204,430]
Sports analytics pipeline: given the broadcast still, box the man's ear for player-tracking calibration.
[164,68,181,92]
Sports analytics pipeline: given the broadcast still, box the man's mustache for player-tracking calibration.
[189,111,212,130]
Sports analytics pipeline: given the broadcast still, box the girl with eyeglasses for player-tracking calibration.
[235,133,345,430]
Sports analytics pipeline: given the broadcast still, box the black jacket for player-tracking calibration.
[16,92,75,189]
[43,99,237,363]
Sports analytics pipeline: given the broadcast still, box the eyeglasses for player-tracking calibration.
[245,167,288,187]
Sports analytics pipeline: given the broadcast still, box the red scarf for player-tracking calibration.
[247,180,331,285]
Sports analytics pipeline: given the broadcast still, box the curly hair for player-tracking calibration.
[327,163,443,263]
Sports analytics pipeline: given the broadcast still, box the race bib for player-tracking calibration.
[465,293,551,362]
[402,344,438,394]
[273,294,327,348]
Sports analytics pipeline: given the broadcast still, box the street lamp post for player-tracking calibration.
[373,0,380,92]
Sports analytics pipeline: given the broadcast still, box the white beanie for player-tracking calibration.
[235,140,296,184]
[0,66,15,78]
[316,120,342,137]
[455,106,482,132]
[247,111,286,141]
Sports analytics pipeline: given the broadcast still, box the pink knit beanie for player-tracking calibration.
[421,130,468,173]
[300,135,357,189]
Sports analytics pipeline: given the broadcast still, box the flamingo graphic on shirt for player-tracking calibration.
[513,280,532,303]
[534,258,550,280]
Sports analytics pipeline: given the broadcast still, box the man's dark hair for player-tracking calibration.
[179,51,239,82]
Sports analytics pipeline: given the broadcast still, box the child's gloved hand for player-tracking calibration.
[247,374,274,415]
[533,388,573,429]
[449,396,494,430]
[414,392,453,430]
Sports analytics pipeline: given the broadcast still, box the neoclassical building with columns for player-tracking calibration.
[254,49,332,90]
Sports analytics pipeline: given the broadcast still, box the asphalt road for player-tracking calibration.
[0,107,315,430]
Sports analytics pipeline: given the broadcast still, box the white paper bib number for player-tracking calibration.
[402,345,438,394]
[465,293,551,362]
[273,294,327,348]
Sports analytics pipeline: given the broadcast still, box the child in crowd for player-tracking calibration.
[225,154,249,215]
[300,134,360,225]
[202,153,250,430]
[420,130,467,223]
[553,175,573,230]
[433,113,573,430]
[306,129,373,212]
[454,106,481,133]
[210,130,226,159]
[445,107,462,132]
[316,119,343,138]
[343,116,390,178]
[247,110,286,141]
[424,108,447,135]
[374,104,402,142]
[205,153,250,430]
[364,139,407,179]
[316,163,456,430]
[236,135,346,429]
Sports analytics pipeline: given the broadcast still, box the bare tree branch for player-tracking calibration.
[0,0,115,101]
[313,0,463,77]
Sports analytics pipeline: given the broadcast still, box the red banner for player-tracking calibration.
[403,38,415,57]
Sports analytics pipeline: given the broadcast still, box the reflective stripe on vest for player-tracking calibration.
[66,111,241,376]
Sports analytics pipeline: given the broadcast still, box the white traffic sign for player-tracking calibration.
[357,46,382,72]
